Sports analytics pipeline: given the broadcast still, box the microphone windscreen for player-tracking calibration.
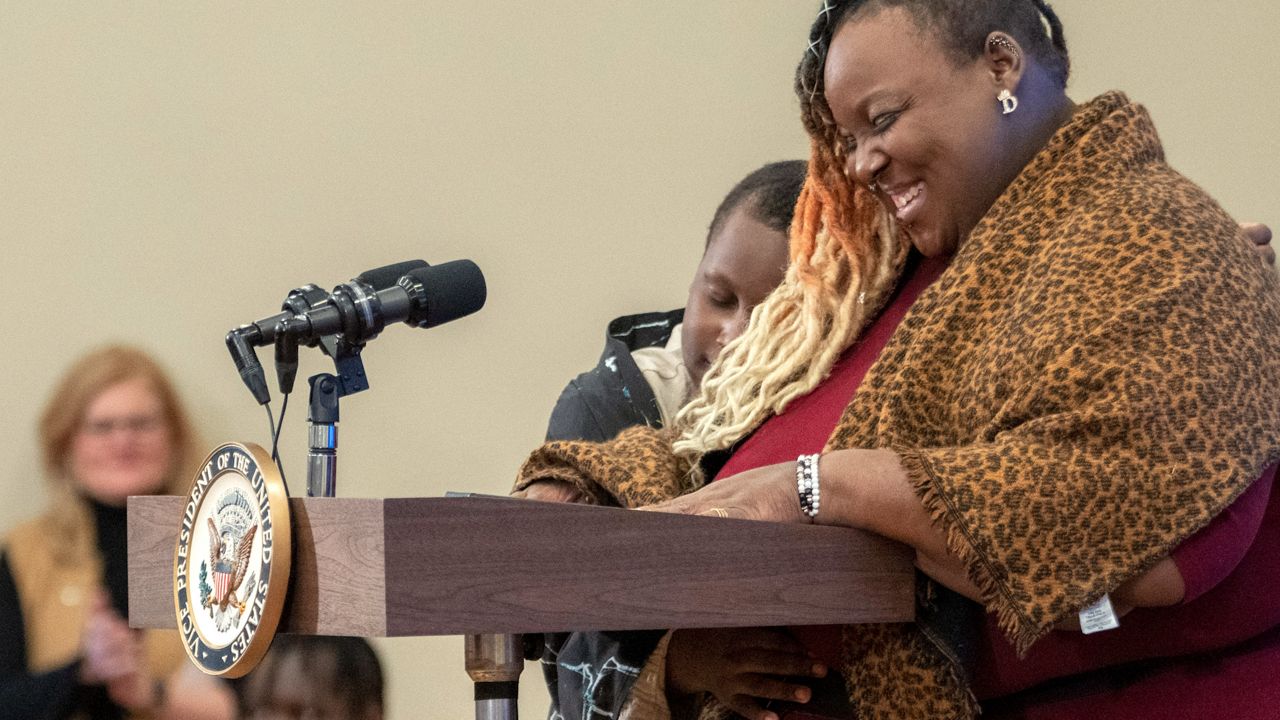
[405,260,487,328]
[357,259,430,290]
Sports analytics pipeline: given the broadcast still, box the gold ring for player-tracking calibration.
[703,507,730,518]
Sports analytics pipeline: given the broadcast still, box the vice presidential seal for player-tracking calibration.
[173,442,291,677]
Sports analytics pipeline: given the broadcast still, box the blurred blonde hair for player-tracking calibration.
[38,344,198,495]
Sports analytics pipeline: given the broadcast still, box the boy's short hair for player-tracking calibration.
[706,160,808,247]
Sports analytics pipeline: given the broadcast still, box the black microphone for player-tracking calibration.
[354,259,433,290]
[273,260,486,394]
[226,260,429,405]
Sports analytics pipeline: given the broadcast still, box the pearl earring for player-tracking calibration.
[998,89,1018,115]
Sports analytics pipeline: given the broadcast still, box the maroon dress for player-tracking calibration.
[710,254,1280,719]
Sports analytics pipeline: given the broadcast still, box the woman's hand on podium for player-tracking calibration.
[642,459,807,524]
[512,479,585,504]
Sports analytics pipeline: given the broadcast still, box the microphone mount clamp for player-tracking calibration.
[302,336,370,499]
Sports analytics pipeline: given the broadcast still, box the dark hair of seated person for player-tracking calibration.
[706,159,809,246]
[233,635,383,720]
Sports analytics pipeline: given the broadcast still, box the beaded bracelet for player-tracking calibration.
[795,453,821,521]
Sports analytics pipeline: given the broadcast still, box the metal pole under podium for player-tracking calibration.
[465,633,524,720]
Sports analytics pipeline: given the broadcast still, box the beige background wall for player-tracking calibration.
[2,2,1275,718]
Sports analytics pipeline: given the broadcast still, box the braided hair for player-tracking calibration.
[673,0,1070,468]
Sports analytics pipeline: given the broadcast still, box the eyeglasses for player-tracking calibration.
[79,414,166,438]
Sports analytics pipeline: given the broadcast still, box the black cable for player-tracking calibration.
[264,395,290,490]
[272,393,289,459]
[273,393,289,485]
[264,402,275,452]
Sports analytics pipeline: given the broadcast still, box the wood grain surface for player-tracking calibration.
[278,497,386,636]
[128,495,386,635]
[126,495,185,630]
[130,495,915,636]
[383,497,914,636]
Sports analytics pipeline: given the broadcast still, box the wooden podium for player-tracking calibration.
[128,494,915,636]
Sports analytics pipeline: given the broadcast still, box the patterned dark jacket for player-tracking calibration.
[541,308,682,719]
[545,309,683,443]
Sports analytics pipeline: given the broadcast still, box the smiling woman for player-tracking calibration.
[820,3,1075,257]
[515,1,1280,719]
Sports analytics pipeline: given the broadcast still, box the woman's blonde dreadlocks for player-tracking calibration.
[672,0,908,470]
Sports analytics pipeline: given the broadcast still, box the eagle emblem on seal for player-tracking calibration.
[197,488,258,632]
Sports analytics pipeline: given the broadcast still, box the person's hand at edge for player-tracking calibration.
[667,626,827,720]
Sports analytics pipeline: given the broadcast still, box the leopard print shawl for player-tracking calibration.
[516,93,1280,719]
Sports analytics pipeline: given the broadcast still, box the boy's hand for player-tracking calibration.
[512,480,585,504]
[666,626,827,720]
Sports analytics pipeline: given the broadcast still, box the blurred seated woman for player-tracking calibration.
[0,345,234,719]
[517,1,1280,718]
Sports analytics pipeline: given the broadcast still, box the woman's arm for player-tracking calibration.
[819,448,1188,610]
[1168,464,1275,604]
[646,449,1187,611]
[823,451,1277,611]
[819,448,987,601]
